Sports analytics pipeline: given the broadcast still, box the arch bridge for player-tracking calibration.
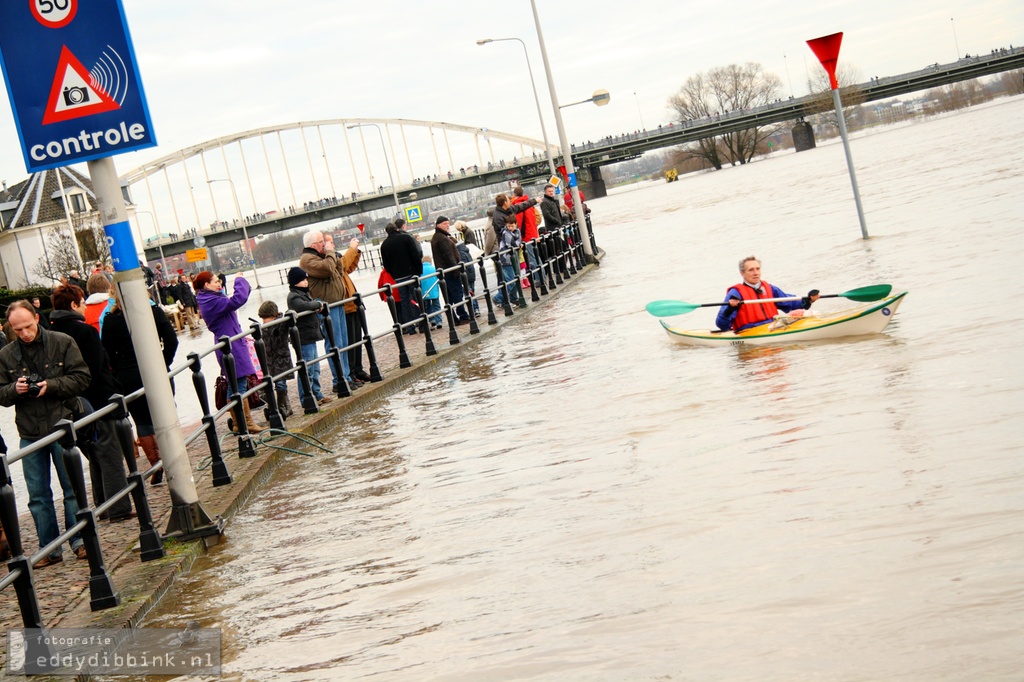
[123,118,557,260]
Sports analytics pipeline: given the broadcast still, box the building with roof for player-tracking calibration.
[0,167,138,289]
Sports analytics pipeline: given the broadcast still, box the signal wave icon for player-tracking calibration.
[42,45,124,125]
[91,45,130,106]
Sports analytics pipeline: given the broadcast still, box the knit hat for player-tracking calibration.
[257,300,279,318]
[435,215,450,226]
[287,267,307,287]
[192,271,214,291]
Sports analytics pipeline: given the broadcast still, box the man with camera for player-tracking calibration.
[0,300,91,567]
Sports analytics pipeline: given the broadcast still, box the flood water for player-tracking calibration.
[143,96,1024,681]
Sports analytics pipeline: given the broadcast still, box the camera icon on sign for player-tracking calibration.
[63,86,90,106]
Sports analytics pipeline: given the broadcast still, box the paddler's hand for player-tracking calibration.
[728,297,741,308]
[802,289,820,307]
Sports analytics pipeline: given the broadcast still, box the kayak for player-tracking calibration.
[659,292,907,347]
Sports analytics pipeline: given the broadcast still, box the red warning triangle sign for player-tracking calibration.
[42,46,120,125]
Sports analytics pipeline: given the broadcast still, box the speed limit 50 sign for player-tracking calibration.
[0,0,156,172]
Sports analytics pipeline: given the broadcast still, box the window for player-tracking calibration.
[68,193,87,213]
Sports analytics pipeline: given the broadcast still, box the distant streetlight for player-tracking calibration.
[530,0,601,263]
[633,90,645,130]
[951,17,961,60]
[347,123,402,220]
[476,37,558,178]
[207,178,262,288]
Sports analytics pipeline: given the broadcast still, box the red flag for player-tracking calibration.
[807,32,844,90]
[357,223,365,234]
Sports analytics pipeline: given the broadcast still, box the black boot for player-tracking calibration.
[276,389,293,419]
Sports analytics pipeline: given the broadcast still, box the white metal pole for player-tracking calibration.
[478,38,558,178]
[318,126,336,198]
[210,178,262,287]
[349,123,402,219]
[87,156,218,539]
[260,133,282,210]
[831,88,869,239]
[530,0,596,261]
[54,168,85,271]
[300,125,320,200]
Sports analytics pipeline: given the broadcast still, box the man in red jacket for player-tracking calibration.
[511,186,539,278]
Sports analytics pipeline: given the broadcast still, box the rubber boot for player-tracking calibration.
[242,398,268,434]
[276,389,293,419]
[137,435,164,485]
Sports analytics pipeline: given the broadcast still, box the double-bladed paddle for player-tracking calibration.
[645,284,892,317]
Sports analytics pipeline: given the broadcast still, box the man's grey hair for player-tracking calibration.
[739,256,760,272]
[302,230,322,248]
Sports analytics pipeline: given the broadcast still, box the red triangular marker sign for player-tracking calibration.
[42,46,120,125]
[807,32,844,90]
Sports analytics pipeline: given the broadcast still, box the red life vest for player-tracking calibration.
[729,280,778,330]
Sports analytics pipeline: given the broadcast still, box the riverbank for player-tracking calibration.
[0,253,601,670]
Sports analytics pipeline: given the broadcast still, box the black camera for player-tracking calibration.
[24,374,42,399]
[62,86,89,106]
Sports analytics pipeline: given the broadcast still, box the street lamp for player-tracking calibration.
[207,178,262,288]
[347,123,402,220]
[476,37,558,178]
[529,0,600,262]
[559,89,611,109]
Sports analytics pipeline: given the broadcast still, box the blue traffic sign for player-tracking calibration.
[0,0,156,172]
[405,205,423,223]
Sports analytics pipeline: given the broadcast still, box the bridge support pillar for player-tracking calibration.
[577,166,607,199]
[792,120,816,152]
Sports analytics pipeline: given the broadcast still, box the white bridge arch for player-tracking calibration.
[120,118,554,240]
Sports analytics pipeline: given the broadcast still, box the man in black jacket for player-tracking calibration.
[48,285,134,521]
[540,183,563,232]
[490,192,537,244]
[430,217,471,325]
[379,219,424,333]
[0,300,91,567]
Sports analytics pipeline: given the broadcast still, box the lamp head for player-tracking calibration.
[476,39,492,45]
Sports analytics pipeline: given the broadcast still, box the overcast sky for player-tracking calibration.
[0,0,1020,188]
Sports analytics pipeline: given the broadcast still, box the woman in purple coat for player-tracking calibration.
[193,271,266,433]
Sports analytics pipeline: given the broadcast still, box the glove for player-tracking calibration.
[802,290,819,307]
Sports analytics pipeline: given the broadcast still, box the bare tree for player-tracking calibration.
[995,69,1024,96]
[30,228,81,285]
[926,79,991,112]
[668,63,782,169]
[805,62,866,130]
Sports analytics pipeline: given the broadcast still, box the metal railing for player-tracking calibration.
[0,219,592,630]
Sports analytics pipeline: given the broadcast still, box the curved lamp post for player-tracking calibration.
[207,178,262,288]
[476,37,557,178]
[347,123,402,221]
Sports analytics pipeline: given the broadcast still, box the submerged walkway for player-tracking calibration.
[0,254,601,668]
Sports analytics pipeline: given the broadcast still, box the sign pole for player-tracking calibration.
[88,157,221,541]
[530,0,597,263]
[807,32,869,239]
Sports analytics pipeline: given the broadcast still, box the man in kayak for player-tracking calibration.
[716,256,819,332]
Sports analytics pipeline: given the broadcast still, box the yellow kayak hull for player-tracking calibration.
[660,293,907,347]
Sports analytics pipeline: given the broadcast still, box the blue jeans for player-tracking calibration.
[297,343,325,406]
[20,439,83,558]
[321,305,351,389]
[443,272,471,321]
[424,298,442,326]
[492,264,520,305]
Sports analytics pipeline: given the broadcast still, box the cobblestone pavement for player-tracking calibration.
[0,264,594,669]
